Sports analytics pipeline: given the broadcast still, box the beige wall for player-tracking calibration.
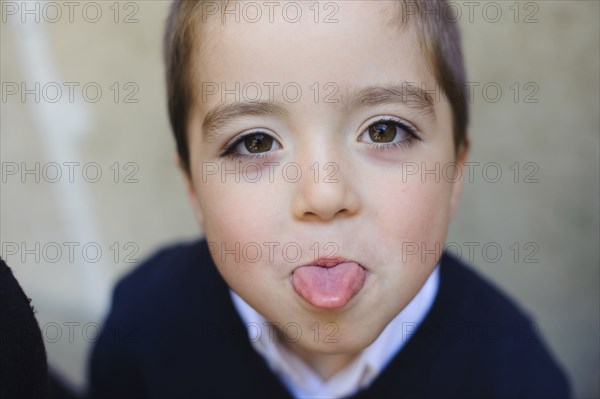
[1,1,598,397]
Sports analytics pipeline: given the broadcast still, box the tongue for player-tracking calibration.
[291,262,366,309]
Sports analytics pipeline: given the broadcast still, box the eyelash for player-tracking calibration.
[218,118,422,160]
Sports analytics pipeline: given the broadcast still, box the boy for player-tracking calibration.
[90,1,570,397]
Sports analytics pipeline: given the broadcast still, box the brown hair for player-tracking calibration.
[164,0,469,174]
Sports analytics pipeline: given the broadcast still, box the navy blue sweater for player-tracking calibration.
[89,239,570,398]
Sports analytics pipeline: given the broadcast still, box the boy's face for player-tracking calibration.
[185,1,464,358]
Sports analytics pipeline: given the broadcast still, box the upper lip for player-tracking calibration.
[301,257,358,268]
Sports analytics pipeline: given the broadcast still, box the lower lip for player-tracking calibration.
[291,262,366,309]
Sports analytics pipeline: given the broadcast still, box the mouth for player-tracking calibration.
[291,257,367,310]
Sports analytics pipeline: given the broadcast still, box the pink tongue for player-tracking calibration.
[292,262,366,309]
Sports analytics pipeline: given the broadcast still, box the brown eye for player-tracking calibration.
[368,122,398,143]
[358,118,421,152]
[244,133,274,153]
[220,131,282,160]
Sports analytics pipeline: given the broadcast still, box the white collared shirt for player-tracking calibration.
[229,264,440,399]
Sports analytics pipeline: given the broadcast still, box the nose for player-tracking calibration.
[290,159,361,222]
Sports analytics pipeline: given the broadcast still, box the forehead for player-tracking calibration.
[192,1,434,91]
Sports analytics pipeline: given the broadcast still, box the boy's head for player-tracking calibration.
[164,0,469,371]
[166,0,469,174]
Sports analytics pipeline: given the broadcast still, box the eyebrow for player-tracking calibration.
[202,101,288,143]
[200,83,435,142]
[345,83,436,118]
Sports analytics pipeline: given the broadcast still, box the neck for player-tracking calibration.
[276,330,361,381]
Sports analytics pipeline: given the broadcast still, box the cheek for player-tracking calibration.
[194,181,271,292]
[366,173,453,310]
[193,175,289,276]
[369,171,453,254]
[198,180,270,243]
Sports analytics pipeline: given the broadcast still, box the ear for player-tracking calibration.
[449,136,470,220]
[176,154,205,229]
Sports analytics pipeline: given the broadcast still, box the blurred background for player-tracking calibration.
[1,1,599,398]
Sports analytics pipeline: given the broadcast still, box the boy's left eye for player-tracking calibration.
[358,118,420,147]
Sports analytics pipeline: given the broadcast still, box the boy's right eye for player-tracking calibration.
[219,132,282,160]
